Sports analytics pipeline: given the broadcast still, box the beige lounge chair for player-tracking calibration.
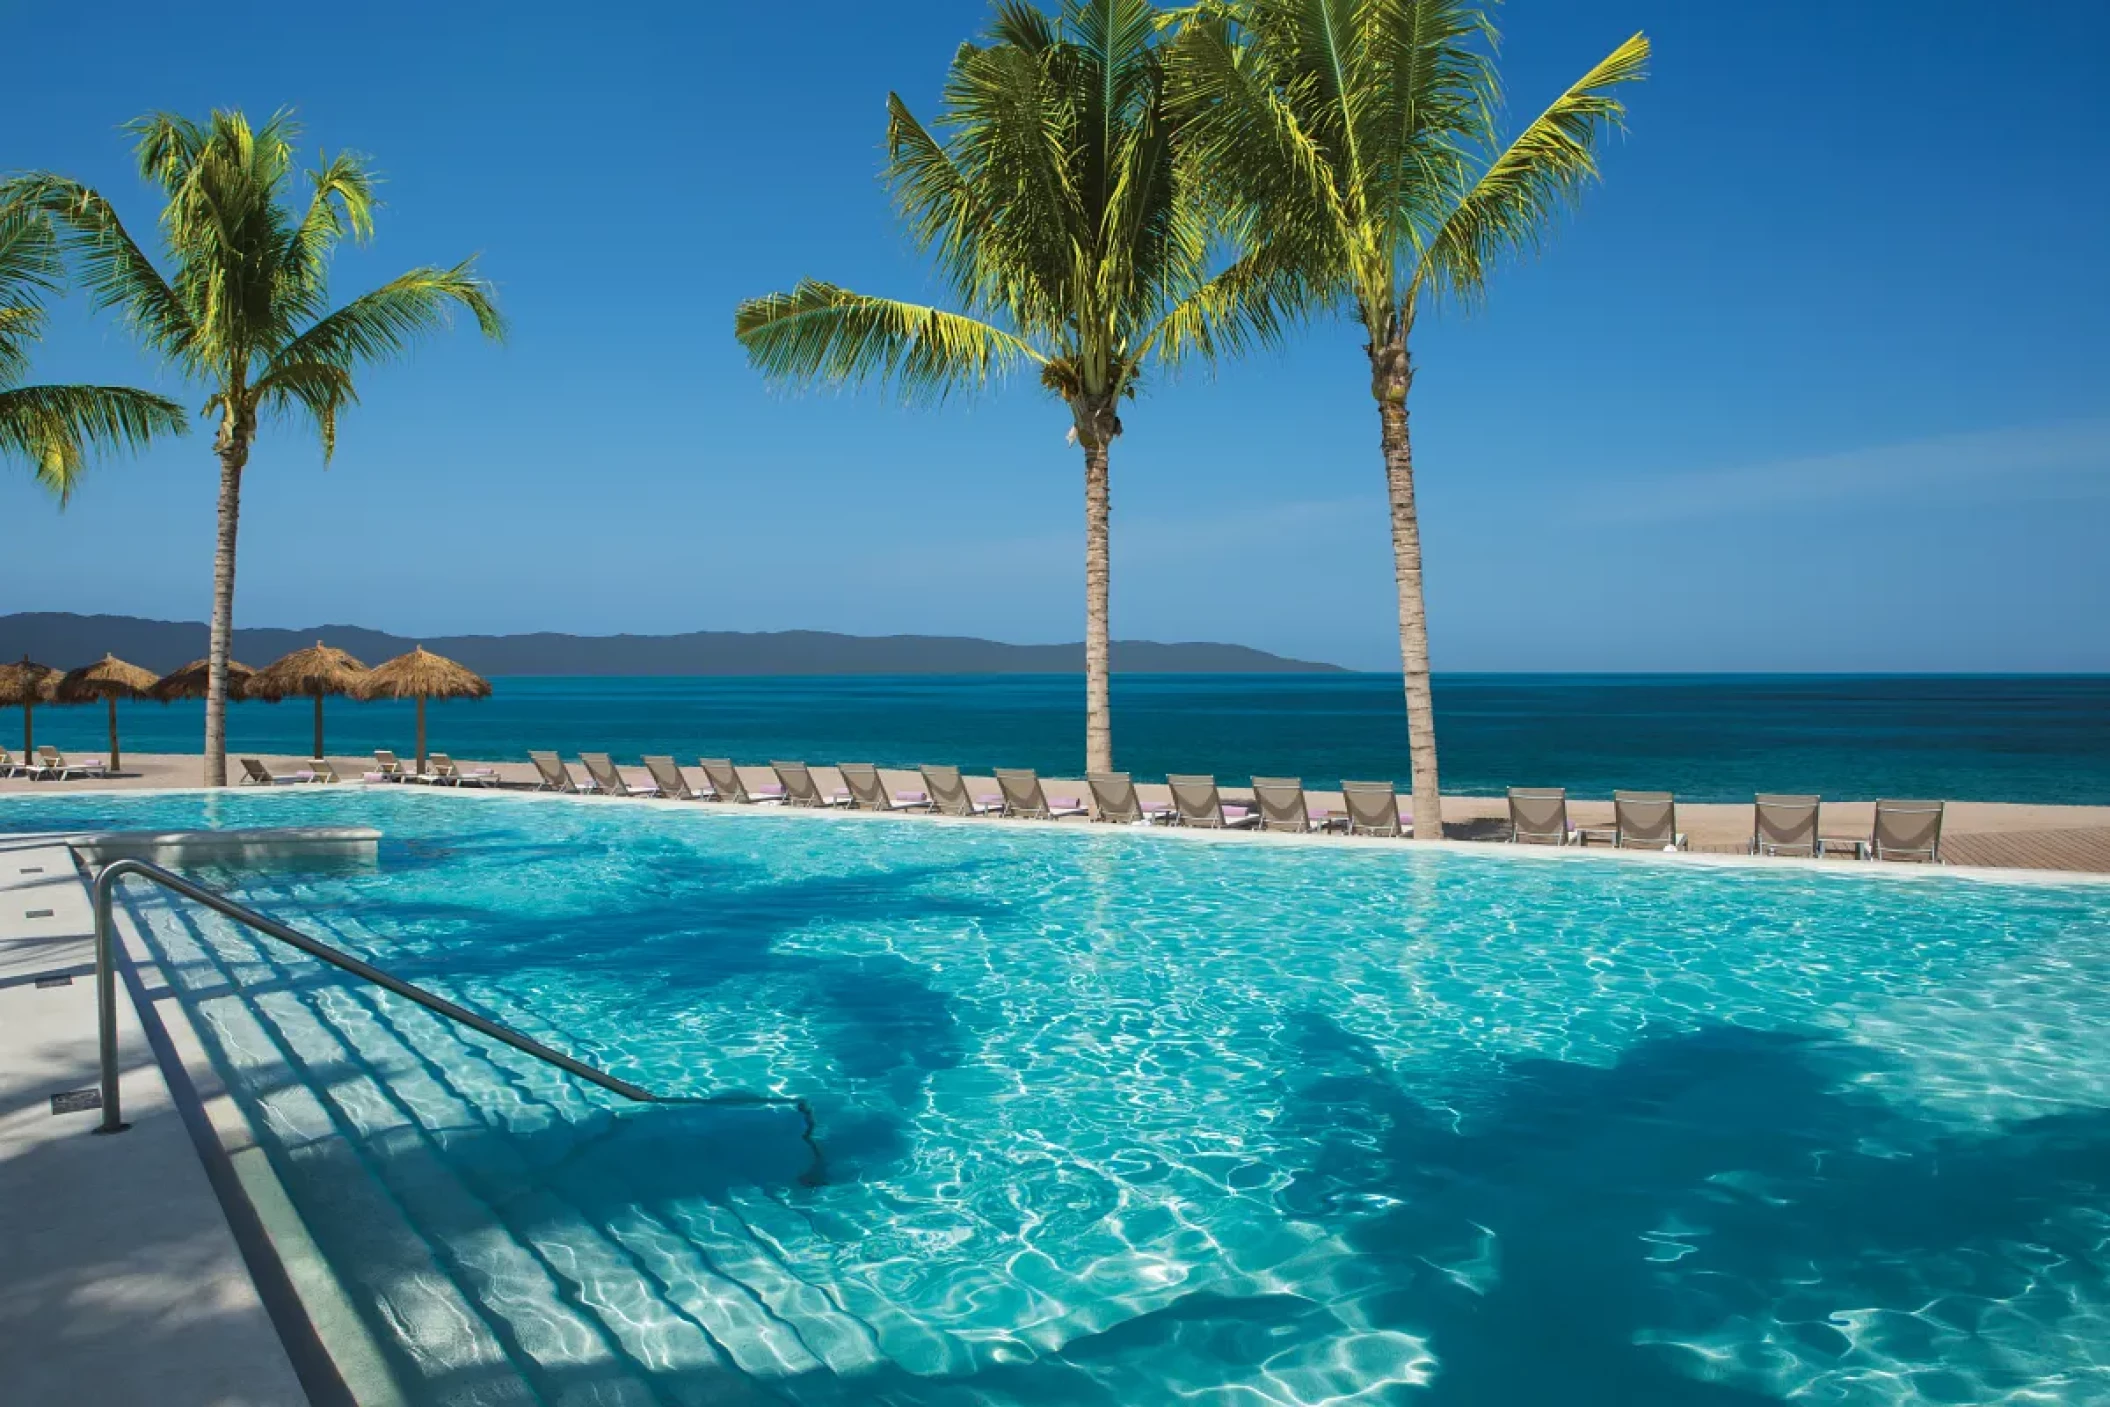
[1251,777,1347,834]
[239,757,314,786]
[1085,772,1172,824]
[582,752,658,798]
[772,760,849,808]
[1871,799,1944,863]
[699,759,783,805]
[1167,774,1260,829]
[37,746,107,781]
[425,753,498,787]
[836,762,931,811]
[1752,794,1821,857]
[642,756,699,800]
[993,768,1088,819]
[0,747,29,778]
[529,750,595,793]
[919,764,1002,817]
[374,750,407,781]
[1507,788,1575,845]
[1340,781,1410,837]
[1614,791,1686,850]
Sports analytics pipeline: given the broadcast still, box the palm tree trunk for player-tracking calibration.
[312,692,324,760]
[203,439,247,787]
[1371,333,1442,837]
[1073,397,1118,776]
[21,700,31,755]
[107,696,120,774]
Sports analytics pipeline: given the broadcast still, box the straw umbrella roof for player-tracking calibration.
[248,642,369,700]
[149,658,256,702]
[55,653,159,702]
[0,657,58,705]
[356,646,492,702]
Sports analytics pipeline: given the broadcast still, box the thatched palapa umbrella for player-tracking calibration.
[0,657,58,755]
[56,655,158,773]
[356,647,491,773]
[248,642,368,759]
[151,657,257,703]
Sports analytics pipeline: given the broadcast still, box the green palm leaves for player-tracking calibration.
[6,107,505,784]
[0,202,185,503]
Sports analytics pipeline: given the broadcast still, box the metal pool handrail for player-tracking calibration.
[89,857,819,1148]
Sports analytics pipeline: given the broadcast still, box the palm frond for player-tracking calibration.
[281,151,380,326]
[0,383,188,504]
[266,261,505,377]
[1142,246,1309,365]
[251,360,356,461]
[1418,30,1648,304]
[734,280,1042,403]
[2,174,197,365]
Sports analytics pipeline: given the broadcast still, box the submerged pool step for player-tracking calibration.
[179,892,917,1397]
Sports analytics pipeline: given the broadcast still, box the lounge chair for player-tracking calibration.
[1614,791,1687,850]
[1167,774,1260,830]
[0,747,28,778]
[837,762,931,812]
[919,764,1002,817]
[1508,787,1575,846]
[772,760,849,808]
[642,756,700,800]
[1871,799,1944,863]
[307,757,342,784]
[699,759,784,805]
[36,746,107,781]
[582,752,659,798]
[239,757,314,786]
[1251,777,1347,834]
[373,750,408,781]
[425,753,499,787]
[529,750,595,793]
[993,768,1088,819]
[1340,781,1411,837]
[1085,772,1172,824]
[1752,794,1821,857]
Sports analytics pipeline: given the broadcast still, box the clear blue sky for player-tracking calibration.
[3,1,2105,672]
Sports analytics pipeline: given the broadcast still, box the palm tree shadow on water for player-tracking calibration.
[1261,1013,2110,1406]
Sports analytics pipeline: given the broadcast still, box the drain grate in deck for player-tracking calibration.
[19,865,45,874]
[24,908,54,919]
[50,1089,102,1115]
[35,975,72,988]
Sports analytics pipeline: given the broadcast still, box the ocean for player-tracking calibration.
[12,673,2107,804]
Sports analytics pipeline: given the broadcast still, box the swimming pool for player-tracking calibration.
[10,789,2110,1404]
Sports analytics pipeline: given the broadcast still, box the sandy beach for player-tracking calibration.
[6,750,2108,872]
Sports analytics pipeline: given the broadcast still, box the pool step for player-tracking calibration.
[142,892,921,1399]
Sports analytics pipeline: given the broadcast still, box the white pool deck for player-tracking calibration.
[0,835,314,1405]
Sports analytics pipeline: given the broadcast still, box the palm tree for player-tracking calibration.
[1173,0,1647,835]
[0,201,184,500]
[7,109,505,785]
[736,0,1279,776]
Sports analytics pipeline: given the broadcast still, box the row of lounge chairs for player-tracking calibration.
[1505,788,1944,862]
[239,752,502,786]
[525,752,1419,835]
[0,746,108,781]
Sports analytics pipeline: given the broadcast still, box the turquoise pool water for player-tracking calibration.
[9,789,2110,1404]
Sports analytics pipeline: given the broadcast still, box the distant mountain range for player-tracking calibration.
[0,613,1345,676]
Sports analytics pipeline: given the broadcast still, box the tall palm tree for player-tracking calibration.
[7,109,505,785]
[1173,0,1647,835]
[736,0,1279,775]
[0,201,184,500]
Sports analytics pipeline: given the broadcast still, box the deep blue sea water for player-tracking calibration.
[11,673,2107,804]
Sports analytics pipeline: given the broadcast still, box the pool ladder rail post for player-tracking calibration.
[88,858,819,1155]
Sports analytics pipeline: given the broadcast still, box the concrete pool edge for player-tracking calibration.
[91,840,413,1407]
[4,781,2106,889]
